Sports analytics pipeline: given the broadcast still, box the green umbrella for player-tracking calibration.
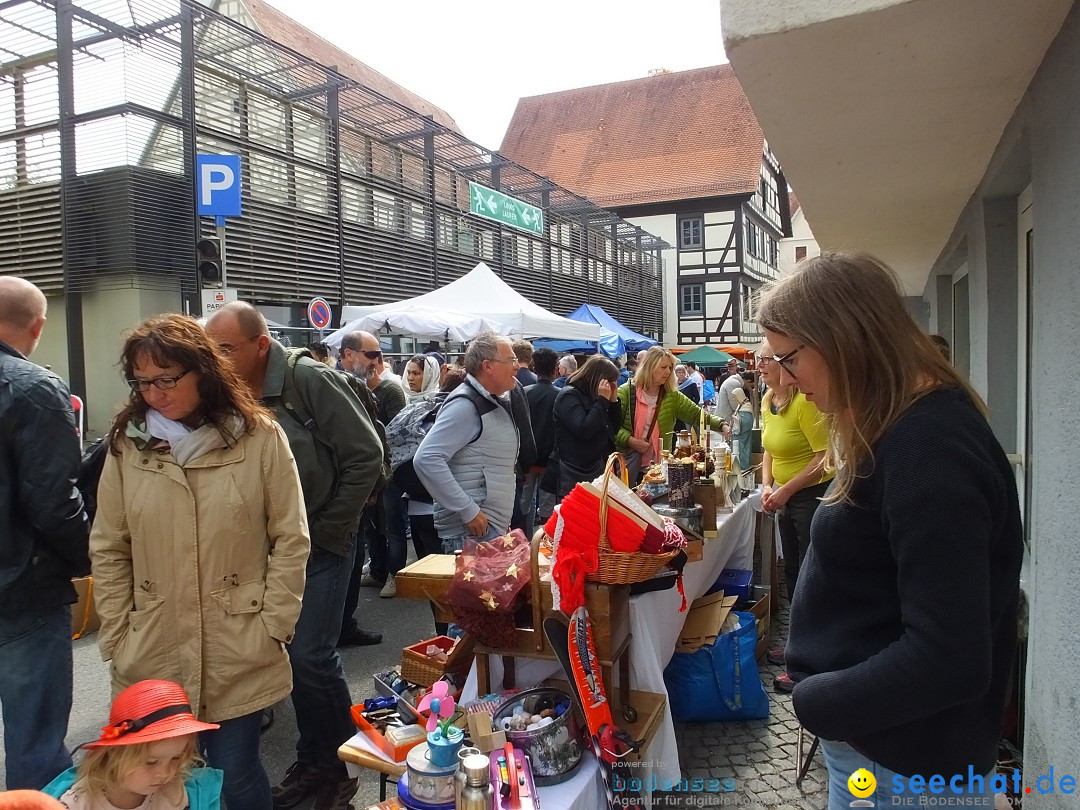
[676,345,736,366]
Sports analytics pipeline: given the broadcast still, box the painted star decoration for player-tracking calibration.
[480,590,498,611]
[502,534,516,549]
[462,570,474,581]
[505,563,520,579]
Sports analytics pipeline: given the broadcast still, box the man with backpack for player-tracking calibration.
[205,302,384,810]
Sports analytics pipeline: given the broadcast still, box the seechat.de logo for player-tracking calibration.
[849,768,877,807]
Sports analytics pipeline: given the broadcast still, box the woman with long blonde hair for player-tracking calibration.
[758,252,1021,809]
[615,346,726,482]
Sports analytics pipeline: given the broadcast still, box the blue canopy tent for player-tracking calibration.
[534,304,657,358]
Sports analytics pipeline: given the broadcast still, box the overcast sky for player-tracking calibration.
[266,0,728,151]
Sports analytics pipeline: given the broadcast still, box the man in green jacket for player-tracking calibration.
[207,302,383,810]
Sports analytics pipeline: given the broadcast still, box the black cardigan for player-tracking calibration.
[786,388,1022,778]
[552,383,621,483]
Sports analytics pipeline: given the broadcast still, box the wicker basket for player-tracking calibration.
[587,453,680,585]
[401,634,476,687]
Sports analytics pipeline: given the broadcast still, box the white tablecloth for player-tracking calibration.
[343,728,607,809]
[460,495,758,793]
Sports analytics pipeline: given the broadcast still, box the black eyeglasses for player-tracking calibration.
[362,350,382,360]
[127,370,190,392]
[772,344,806,378]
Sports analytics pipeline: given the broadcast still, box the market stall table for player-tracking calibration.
[459,495,758,792]
[338,729,607,809]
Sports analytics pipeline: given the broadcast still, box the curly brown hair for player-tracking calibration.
[109,314,271,451]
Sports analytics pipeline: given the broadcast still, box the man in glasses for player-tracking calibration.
[206,303,384,810]
[339,331,382,382]
[0,277,89,789]
[415,331,522,551]
[340,331,408,601]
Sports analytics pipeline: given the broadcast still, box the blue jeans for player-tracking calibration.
[441,523,504,554]
[0,604,73,789]
[366,482,407,580]
[200,710,270,810]
[519,470,557,541]
[288,539,355,776]
[821,740,995,809]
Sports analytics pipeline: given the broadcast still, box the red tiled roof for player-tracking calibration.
[243,0,461,133]
[499,64,764,207]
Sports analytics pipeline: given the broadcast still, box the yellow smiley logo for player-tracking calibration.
[848,768,876,798]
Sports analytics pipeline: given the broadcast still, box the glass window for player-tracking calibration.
[680,284,703,315]
[679,217,703,250]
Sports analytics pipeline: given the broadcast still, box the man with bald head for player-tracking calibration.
[206,302,384,810]
[0,277,89,789]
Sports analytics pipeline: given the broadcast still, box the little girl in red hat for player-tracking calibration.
[43,680,222,810]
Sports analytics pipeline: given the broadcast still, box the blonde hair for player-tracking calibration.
[75,735,201,801]
[635,346,678,393]
[758,251,985,502]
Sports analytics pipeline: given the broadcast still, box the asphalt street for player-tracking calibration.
[0,574,435,808]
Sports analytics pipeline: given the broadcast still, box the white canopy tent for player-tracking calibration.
[325,307,505,347]
[328,262,601,347]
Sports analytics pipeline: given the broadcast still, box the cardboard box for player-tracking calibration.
[744,587,771,660]
[71,576,100,639]
[675,591,738,653]
[684,538,703,563]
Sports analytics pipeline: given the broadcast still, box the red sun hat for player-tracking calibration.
[84,680,219,748]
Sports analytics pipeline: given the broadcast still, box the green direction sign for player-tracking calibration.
[469,181,544,235]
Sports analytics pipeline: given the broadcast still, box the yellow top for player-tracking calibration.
[761,391,833,486]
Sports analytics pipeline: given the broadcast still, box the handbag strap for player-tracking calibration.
[630,385,663,442]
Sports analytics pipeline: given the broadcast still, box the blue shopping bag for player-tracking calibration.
[663,611,770,722]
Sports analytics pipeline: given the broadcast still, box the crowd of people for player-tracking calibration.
[0,249,1022,810]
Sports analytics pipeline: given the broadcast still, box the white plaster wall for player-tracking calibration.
[778,208,820,274]
[627,214,678,347]
[1021,5,1080,789]
[921,4,1080,794]
[33,294,70,383]
[81,285,185,437]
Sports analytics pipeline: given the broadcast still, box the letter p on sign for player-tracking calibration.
[196,154,242,218]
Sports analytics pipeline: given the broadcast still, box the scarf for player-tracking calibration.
[407,355,442,403]
[128,410,246,466]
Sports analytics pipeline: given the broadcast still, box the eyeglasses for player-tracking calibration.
[362,350,382,360]
[490,356,519,365]
[772,344,806,378]
[757,356,774,366]
[218,336,257,356]
[127,370,190,392]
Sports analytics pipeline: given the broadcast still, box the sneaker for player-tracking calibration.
[272,762,324,810]
[773,672,797,693]
[380,575,397,599]
[359,573,385,589]
[311,774,359,810]
[766,648,785,666]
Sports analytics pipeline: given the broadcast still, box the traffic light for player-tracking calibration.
[197,238,222,286]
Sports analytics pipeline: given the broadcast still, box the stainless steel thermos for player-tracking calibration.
[457,753,494,810]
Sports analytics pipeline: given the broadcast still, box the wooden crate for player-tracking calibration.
[395,540,630,662]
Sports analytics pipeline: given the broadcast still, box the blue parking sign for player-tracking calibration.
[196,154,242,218]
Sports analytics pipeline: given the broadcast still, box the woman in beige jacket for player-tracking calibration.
[91,314,310,810]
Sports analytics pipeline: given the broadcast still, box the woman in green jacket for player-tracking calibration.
[617,346,726,480]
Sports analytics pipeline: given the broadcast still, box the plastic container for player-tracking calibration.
[707,567,754,601]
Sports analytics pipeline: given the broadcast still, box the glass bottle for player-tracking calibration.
[675,430,693,458]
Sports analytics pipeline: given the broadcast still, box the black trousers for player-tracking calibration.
[776,480,831,601]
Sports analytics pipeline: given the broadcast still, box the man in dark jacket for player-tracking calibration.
[520,348,559,538]
[0,277,89,789]
[206,302,384,810]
